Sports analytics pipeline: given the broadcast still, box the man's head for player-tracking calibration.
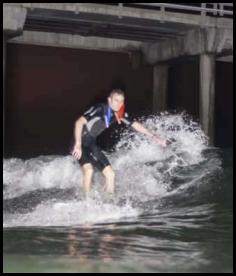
[108,89,125,112]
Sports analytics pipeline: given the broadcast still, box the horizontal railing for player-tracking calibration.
[129,3,233,16]
[99,3,233,17]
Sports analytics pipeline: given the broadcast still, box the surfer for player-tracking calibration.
[71,88,167,195]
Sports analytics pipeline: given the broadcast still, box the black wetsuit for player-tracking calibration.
[78,103,134,171]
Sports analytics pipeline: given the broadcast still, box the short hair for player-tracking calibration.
[110,88,125,97]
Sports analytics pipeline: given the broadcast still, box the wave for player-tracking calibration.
[3,113,222,227]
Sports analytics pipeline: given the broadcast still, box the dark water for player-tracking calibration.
[3,115,233,273]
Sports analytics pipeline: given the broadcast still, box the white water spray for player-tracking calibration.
[3,113,221,227]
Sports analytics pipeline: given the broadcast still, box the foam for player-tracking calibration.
[3,113,221,227]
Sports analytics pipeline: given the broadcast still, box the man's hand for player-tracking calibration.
[152,136,167,147]
[131,122,168,147]
[72,144,82,160]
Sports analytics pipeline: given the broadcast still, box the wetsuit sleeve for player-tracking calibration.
[121,112,135,126]
[83,104,103,122]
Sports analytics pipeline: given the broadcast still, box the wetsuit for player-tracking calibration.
[78,103,134,171]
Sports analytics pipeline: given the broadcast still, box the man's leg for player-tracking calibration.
[102,165,115,194]
[87,143,114,194]
[82,163,94,195]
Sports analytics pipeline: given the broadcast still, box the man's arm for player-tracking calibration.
[74,116,87,146]
[72,116,87,159]
[131,121,167,147]
[72,104,103,159]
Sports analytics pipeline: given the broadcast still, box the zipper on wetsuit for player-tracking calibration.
[105,106,112,128]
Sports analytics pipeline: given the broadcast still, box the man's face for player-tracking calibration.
[108,93,125,112]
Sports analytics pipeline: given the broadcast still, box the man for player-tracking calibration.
[72,88,167,195]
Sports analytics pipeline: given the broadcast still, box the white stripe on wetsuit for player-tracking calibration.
[84,106,98,117]
[84,106,94,115]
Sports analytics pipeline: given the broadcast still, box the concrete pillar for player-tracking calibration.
[3,34,6,93]
[199,54,215,145]
[3,5,27,34]
[153,64,168,113]
[3,4,27,157]
[3,34,6,156]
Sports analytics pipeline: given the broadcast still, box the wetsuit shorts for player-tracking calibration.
[78,134,110,171]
